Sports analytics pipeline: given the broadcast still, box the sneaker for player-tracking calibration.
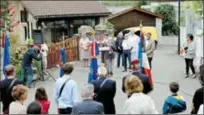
[185,74,189,78]
[123,70,127,72]
[191,74,196,79]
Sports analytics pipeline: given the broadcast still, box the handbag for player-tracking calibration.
[94,78,109,100]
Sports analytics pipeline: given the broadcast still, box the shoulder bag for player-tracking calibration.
[57,78,71,99]
[7,78,17,95]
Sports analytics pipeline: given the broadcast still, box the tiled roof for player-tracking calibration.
[23,1,111,18]
[108,6,163,20]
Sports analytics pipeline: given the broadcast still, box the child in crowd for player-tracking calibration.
[27,101,42,114]
[35,87,50,114]
[162,82,186,114]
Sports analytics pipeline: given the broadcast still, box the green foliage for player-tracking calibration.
[103,1,135,6]
[154,4,179,36]
[0,0,10,32]
[135,0,149,8]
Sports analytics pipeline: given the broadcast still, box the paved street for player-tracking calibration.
[24,44,201,114]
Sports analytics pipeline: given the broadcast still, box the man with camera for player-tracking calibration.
[21,44,42,88]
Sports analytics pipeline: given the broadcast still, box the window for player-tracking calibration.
[24,27,27,40]
[28,22,30,39]
[31,23,33,38]
[20,10,27,22]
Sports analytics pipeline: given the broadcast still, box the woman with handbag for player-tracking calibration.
[91,64,116,114]
[103,33,115,75]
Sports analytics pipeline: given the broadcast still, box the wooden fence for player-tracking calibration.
[47,36,80,69]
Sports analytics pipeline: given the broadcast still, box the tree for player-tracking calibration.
[135,0,149,8]
[0,0,10,33]
[154,4,179,36]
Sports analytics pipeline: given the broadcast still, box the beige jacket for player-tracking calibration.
[146,39,155,58]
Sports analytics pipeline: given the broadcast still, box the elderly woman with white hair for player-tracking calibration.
[91,64,116,114]
[71,84,104,114]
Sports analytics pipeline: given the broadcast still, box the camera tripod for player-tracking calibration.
[32,60,56,87]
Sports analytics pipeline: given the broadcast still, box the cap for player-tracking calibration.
[131,59,139,65]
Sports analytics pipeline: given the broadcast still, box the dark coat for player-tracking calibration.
[71,100,104,114]
[91,77,116,114]
[22,48,41,67]
[115,37,123,53]
[122,71,152,95]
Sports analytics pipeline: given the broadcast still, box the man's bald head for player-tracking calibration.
[5,64,15,76]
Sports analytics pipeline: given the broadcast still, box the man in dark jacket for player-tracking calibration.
[21,45,42,88]
[91,65,116,114]
[122,59,152,96]
[71,84,104,114]
[191,64,204,114]
[115,32,124,68]
[0,65,23,114]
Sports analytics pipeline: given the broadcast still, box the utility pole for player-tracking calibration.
[178,0,181,54]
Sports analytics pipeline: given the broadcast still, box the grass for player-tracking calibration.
[102,1,136,6]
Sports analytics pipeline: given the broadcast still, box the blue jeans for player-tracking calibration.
[123,50,131,70]
[117,52,123,68]
[21,66,33,86]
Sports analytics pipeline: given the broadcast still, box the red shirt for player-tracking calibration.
[36,99,50,114]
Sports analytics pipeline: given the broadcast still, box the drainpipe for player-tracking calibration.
[178,0,181,55]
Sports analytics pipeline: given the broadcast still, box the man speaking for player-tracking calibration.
[21,42,42,88]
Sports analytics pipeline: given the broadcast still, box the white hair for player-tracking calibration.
[117,32,123,38]
[81,84,94,100]
[97,63,107,76]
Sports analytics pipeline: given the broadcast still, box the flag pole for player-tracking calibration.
[62,32,65,48]
[139,20,143,73]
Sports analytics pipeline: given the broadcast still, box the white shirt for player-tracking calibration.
[41,43,49,57]
[128,35,140,52]
[9,101,27,114]
[198,104,203,114]
[80,37,90,50]
[122,39,132,50]
[124,93,158,114]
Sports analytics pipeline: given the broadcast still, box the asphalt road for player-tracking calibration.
[20,44,201,114]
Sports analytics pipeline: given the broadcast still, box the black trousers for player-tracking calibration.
[58,107,72,114]
[117,52,123,67]
[185,58,195,75]
[148,57,153,69]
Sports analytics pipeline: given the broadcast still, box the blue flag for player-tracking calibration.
[88,58,98,83]
[138,31,144,73]
[3,34,10,78]
[60,48,67,77]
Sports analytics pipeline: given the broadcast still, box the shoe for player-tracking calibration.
[123,70,127,72]
[28,84,35,88]
[191,74,196,79]
[185,75,189,78]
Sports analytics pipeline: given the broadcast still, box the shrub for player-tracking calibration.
[154,4,179,36]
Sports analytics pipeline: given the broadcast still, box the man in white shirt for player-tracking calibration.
[41,41,49,73]
[128,30,140,60]
[122,34,133,72]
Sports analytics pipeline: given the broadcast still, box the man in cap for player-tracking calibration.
[21,43,42,88]
[122,59,152,97]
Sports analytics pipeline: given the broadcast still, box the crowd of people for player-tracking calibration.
[0,31,203,114]
[79,30,156,74]
[0,62,203,114]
